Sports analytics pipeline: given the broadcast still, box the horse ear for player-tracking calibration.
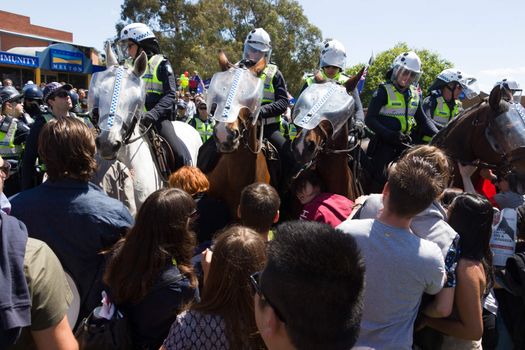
[218,50,233,72]
[250,57,267,76]
[133,52,147,77]
[105,41,118,67]
[489,84,503,111]
[344,66,366,93]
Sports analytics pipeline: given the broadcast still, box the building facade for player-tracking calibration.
[0,10,104,89]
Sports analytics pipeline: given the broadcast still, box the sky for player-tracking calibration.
[2,0,525,92]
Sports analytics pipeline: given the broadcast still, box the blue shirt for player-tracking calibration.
[10,179,133,321]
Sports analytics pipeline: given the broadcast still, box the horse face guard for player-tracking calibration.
[292,82,355,134]
[207,67,263,124]
[486,103,525,192]
[89,66,145,158]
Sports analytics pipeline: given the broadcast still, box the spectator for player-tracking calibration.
[0,155,77,349]
[253,220,365,350]
[162,226,266,349]
[294,169,353,227]
[189,98,214,143]
[10,118,133,324]
[21,82,93,191]
[183,92,196,121]
[0,86,30,196]
[338,155,446,349]
[104,188,199,349]
[168,166,230,248]
[493,172,525,209]
[422,193,494,348]
[239,182,280,241]
[2,78,13,87]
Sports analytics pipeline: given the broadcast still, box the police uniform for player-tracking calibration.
[259,63,289,151]
[422,91,462,140]
[365,82,438,189]
[142,54,192,170]
[189,116,215,143]
[0,115,30,196]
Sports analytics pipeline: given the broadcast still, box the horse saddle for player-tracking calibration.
[147,129,177,180]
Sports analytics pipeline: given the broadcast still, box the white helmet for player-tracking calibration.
[496,78,522,103]
[432,68,480,99]
[320,39,346,70]
[391,51,422,86]
[120,23,155,43]
[243,28,272,63]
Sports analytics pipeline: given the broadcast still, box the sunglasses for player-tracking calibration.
[250,271,286,322]
[0,161,11,179]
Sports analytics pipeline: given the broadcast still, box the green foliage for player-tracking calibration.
[346,43,453,107]
[118,0,322,94]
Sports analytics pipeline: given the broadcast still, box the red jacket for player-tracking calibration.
[299,192,353,228]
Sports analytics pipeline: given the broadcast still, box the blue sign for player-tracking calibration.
[49,49,83,72]
[0,51,39,68]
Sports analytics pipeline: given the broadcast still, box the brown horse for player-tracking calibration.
[431,84,525,191]
[205,52,270,216]
[291,69,365,200]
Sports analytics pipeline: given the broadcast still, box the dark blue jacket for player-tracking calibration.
[9,179,133,322]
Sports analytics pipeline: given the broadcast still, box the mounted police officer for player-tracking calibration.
[301,39,350,93]
[240,28,289,156]
[0,86,30,195]
[365,51,438,191]
[118,22,191,171]
[496,79,522,104]
[420,69,479,142]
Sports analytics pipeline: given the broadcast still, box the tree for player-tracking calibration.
[118,0,322,95]
[346,43,453,107]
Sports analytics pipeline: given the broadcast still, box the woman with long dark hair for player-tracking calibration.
[104,188,198,349]
[161,226,266,349]
[423,193,494,349]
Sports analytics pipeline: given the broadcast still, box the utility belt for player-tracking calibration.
[262,116,281,125]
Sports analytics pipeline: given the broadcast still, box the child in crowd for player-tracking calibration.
[294,170,353,227]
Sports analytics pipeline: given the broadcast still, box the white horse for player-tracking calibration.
[89,43,202,208]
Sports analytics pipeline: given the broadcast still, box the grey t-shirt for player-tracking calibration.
[357,194,457,258]
[337,218,445,350]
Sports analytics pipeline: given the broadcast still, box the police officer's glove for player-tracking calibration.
[353,120,366,139]
[141,113,155,128]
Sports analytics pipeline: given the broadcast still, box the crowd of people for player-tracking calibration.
[1,20,525,350]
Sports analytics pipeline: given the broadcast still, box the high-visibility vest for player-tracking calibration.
[143,55,164,97]
[0,116,23,158]
[305,71,350,86]
[194,118,215,143]
[378,83,419,134]
[259,64,282,125]
[280,118,298,141]
[432,96,460,128]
